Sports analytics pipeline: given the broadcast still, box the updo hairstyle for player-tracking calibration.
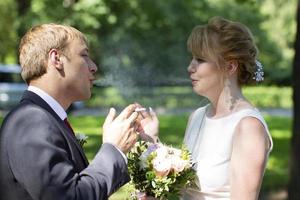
[187,16,258,85]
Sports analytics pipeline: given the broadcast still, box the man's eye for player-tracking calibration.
[196,58,204,62]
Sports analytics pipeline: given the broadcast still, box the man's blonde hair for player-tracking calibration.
[19,24,87,84]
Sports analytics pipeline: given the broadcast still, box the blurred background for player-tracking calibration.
[0,0,298,199]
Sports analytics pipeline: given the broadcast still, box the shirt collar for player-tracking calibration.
[27,86,67,120]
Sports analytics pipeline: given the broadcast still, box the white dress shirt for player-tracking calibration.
[28,86,67,120]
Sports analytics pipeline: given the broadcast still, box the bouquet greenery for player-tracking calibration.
[127,141,196,199]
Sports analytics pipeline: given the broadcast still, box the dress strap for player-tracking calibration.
[184,105,208,161]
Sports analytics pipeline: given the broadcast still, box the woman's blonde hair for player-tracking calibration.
[19,24,87,84]
[187,16,258,85]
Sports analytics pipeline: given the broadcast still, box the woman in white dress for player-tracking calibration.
[180,16,273,200]
[141,16,272,200]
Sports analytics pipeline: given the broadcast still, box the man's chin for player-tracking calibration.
[77,93,91,101]
[82,94,91,100]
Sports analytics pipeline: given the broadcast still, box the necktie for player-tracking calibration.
[64,118,75,135]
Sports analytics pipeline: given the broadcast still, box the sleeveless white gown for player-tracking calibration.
[181,105,273,200]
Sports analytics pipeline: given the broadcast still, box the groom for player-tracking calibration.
[0,24,139,200]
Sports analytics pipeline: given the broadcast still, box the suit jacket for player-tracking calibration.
[0,91,130,200]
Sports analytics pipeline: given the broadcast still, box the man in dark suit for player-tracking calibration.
[0,24,139,200]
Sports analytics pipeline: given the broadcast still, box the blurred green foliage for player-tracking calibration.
[243,86,292,108]
[86,85,292,109]
[0,0,18,63]
[0,0,296,87]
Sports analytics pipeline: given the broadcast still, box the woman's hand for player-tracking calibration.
[135,105,160,143]
[138,196,159,200]
[136,192,159,200]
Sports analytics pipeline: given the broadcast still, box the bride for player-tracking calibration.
[140,16,273,200]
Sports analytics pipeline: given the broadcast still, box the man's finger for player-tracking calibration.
[103,107,116,128]
[115,104,137,121]
[130,128,139,142]
[126,111,139,128]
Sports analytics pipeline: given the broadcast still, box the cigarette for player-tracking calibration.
[135,108,148,118]
[135,108,147,112]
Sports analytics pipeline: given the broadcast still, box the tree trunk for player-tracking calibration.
[15,0,31,62]
[288,0,300,199]
[16,0,31,16]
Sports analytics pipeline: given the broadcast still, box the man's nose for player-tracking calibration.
[89,61,98,73]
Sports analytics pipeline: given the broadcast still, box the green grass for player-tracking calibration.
[68,114,292,199]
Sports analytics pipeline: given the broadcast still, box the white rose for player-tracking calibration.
[155,146,168,160]
[152,157,172,177]
[171,156,189,173]
[169,147,182,157]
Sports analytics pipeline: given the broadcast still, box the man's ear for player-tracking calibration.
[226,60,238,75]
[49,49,63,70]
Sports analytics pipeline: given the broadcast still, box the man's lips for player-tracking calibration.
[89,79,95,87]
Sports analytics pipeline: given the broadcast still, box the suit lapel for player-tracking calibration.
[21,91,89,166]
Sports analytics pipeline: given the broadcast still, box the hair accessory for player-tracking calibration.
[253,60,264,82]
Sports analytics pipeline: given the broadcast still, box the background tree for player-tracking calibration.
[0,0,294,87]
[0,0,18,63]
[289,0,300,199]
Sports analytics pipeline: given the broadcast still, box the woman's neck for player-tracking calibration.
[207,82,251,118]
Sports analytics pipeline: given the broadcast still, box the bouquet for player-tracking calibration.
[127,141,196,199]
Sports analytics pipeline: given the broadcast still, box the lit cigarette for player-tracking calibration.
[135,107,148,118]
[135,108,147,112]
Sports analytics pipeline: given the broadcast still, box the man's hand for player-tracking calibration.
[102,104,139,153]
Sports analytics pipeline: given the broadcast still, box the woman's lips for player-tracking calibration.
[191,79,198,85]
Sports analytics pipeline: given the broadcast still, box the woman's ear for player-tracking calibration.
[226,60,238,75]
[48,49,63,70]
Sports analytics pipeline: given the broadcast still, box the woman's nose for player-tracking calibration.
[187,61,196,74]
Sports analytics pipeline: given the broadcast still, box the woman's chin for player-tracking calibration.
[192,87,203,95]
